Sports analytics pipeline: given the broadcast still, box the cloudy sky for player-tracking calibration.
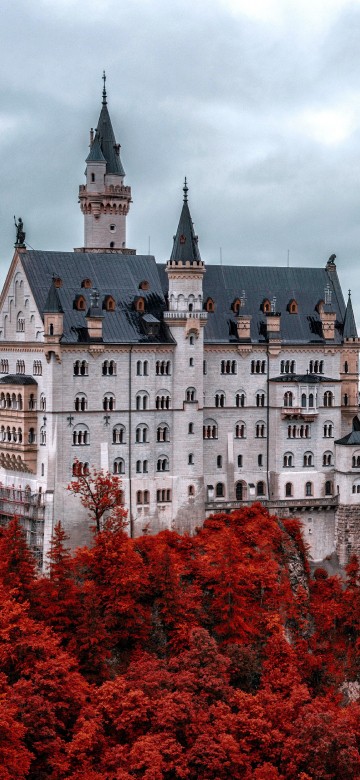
[1,0,360,320]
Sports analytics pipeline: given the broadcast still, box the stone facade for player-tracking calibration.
[0,86,359,570]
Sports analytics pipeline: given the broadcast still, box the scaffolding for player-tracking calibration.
[0,484,45,568]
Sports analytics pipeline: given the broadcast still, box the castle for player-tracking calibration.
[0,79,359,569]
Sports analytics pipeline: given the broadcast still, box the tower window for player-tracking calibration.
[110,224,116,232]
[91,173,95,182]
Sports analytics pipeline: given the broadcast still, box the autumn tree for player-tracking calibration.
[68,463,127,532]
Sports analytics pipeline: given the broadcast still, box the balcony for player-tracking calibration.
[281,406,317,421]
[205,495,338,514]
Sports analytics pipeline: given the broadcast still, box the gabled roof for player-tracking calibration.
[170,181,202,265]
[343,291,358,339]
[158,263,348,344]
[19,251,173,345]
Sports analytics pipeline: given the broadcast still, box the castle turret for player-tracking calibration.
[78,73,132,253]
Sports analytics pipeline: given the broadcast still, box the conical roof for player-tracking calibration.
[170,180,202,265]
[94,76,125,176]
[43,279,64,314]
[343,291,358,339]
[86,135,106,164]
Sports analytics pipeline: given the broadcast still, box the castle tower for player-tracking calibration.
[164,182,207,531]
[78,73,132,252]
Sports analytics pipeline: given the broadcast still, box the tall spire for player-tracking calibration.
[170,180,202,265]
[343,290,358,340]
[94,73,125,176]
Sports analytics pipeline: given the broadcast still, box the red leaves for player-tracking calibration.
[1,503,360,778]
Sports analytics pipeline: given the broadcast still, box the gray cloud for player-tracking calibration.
[1,0,360,321]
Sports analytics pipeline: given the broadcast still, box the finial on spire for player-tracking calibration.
[102,70,107,105]
[349,289,352,298]
[183,177,188,203]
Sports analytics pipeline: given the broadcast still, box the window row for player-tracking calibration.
[203,420,267,439]
[74,359,172,378]
[209,481,266,500]
[283,451,334,468]
[0,360,9,374]
[285,480,333,498]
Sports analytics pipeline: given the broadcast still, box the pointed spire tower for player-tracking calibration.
[343,290,358,340]
[78,73,132,253]
[165,180,206,334]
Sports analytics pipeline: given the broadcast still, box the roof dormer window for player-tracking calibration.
[81,278,92,289]
[232,298,241,315]
[287,299,298,314]
[74,294,86,311]
[261,298,271,314]
[205,297,215,313]
[103,295,116,312]
[139,280,150,291]
[134,296,145,313]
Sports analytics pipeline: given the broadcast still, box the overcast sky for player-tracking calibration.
[1,0,360,320]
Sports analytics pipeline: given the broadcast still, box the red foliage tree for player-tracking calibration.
[68,463,127,532]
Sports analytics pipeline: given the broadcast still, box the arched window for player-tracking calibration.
[285,482,293,497]
[39,393,46,411]
[215,482,225,498]
[221,359,237,375]
[16,312,25,332]
[251,360,266,374]
[352,453,360,468]
[283,452,293,468]
[235,421,246,439]
[74,360,88,376]
[33,360,42,376]
[325,480,333,496]
[301,393,307,408]
[112,424,125,444]
[255,421,266,438]
[186,387,196,402]
[305,481,313,497]
[28,427,36,444]
[155,393,170,410]
[72,425,90,446]
[74,393,87,412]
[344,361,349,374]
[40,427,46,446]
[236,391,246,407]
[303,451,314,467]
[16,360,25,374]
[323,421,333,438]
[157,456,169,472]
[136,459,148,473]
[188,453,194,465]
[135,424,149,443]
[0,359,9,374]
[217,455,222,468]
[323,391,333,407]
[203,420,218,439]
[256,392,265,407]
[136,392,149,410]
[344,393,349,407]
[283,391,293,407]
[257,481,265,496]
[308,393,314,408]
[157,424,170,442]
[215,391,225,408]
[102,360,116,376]
[352,480,360,494]
[235,481,244,500]
[103,393,115,411]
[156,360,171,376]
[72,461,89,477]
[188,485,195,497]
[323,451,333,467]
[113,458,125,475]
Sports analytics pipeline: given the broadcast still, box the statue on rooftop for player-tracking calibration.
[14,216,26,247]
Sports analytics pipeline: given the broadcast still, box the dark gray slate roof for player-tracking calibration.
[159,263,347,344]
[343,292,358,339]
[86,136,106,164]
[20,251,173,345]
[43,279,64,314]
[271,373,340,383]
[335,430,360,446]
[94,100,125,176]
[170,189,202,265]
[0,375,37,385]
